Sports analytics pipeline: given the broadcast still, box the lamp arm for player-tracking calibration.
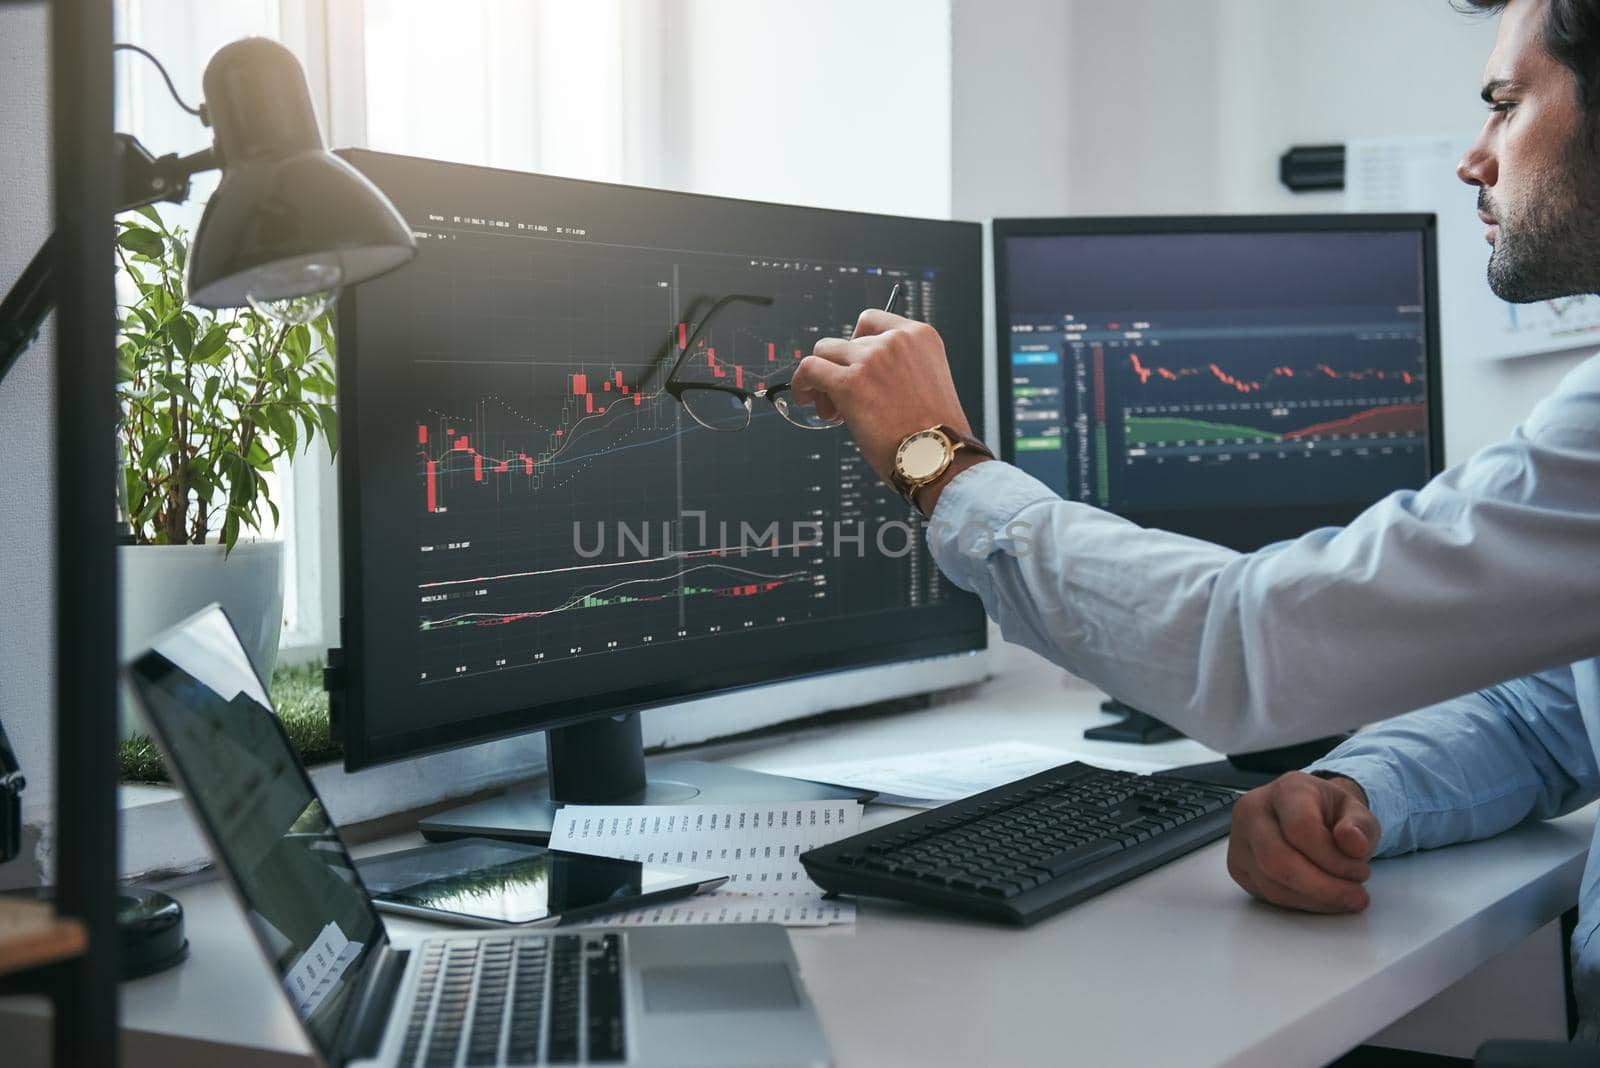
[0,133,220,386]
[0,234,55,386]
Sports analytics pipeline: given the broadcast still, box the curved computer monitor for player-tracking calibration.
[332,150,986,838]
[993,214,1443,551]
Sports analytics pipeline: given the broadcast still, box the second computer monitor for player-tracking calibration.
[993,214,1443,550]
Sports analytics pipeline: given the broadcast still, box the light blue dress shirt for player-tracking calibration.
[925,353,1600,1033]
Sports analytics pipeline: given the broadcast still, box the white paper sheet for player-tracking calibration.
[282,921,364,1018]
[752,740,1170,808]
[1346,134,1600,362]
[548,801,861,927]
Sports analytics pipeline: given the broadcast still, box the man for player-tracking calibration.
[790,0,1600,1036]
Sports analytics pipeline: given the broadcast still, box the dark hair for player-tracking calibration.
[1457,0,1600,112]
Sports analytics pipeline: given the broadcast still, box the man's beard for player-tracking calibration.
[1482,138,1600,302]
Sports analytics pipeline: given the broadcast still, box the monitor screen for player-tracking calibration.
[994,215,1442,550]
[336,151,986,769]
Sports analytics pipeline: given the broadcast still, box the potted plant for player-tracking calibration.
[114,206,338,692]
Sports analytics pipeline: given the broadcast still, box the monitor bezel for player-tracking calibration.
[991,212,1445,532]
[334,149,988,770]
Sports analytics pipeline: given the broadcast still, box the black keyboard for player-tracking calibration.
[801,762,1238,926]
[401,932,626,1066]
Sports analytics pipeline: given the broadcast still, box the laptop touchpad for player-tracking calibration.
[642,964,799,1013]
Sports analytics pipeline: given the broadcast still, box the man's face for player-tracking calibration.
[1458,0,1600,301]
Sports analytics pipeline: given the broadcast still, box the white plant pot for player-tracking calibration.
[119,541,285,737]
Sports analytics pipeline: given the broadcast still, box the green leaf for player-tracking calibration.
[191,469,215,504]
[135,494,162,529]
[139,431,171,462]
[315,403,339,457]
[301,372,336,399]
[133,205,163,226]
[155,372,199,406]
[247,438,275,471]
[123,466,142,522]
[218,449,245,495]
[149,286,173,322]
[116,226,163,259]
[285,323,311,362]
[313,316,336,356]
[168,313,194,358]
[191,324,230,364]
[263,405,299,454]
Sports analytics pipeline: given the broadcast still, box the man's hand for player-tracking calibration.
[1227,771,1382,914]
[789,309,976,489]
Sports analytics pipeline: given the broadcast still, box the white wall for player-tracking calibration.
[952,0,1593,463]
[0,4,55,884]
[671,0,951,219]
[950,0,1580,1050]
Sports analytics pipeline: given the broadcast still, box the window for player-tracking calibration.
[115,0,950,668]
[360,0,951,214]
[102,0,952,873]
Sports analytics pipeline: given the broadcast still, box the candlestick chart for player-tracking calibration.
[400,223,951,684]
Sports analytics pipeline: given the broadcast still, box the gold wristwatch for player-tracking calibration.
[889,424,994,512]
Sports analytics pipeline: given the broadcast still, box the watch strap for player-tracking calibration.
[937,424,994,462]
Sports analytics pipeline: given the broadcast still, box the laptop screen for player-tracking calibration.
[127,606,386,1060]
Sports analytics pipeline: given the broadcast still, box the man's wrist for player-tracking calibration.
[1311,770,1369,807]
[912,452,990,516]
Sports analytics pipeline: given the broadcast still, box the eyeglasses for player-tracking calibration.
[657,293,844,433]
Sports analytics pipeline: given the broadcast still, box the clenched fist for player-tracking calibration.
[1227,771,1382,914]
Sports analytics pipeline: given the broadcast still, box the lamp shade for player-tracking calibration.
[186,38,415,309]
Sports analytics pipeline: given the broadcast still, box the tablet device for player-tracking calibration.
[357,837,726,927]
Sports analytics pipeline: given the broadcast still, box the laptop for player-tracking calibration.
[125,604,833,1067]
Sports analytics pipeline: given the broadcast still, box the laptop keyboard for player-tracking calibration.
[399,932,626,1066]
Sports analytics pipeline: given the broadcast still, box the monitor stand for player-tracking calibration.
[418,711,872,845]
[1082,698,1186,745]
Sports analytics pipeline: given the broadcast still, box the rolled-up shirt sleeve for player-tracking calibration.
[1307,667,1600,857]
[927,355,1600,753]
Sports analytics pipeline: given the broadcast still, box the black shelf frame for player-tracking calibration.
[1,0,122,1063]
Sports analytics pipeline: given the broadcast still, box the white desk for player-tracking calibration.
[5,644,1592,1067]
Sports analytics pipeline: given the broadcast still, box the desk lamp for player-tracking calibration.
[0,36,416,381]
[0,34,415,986]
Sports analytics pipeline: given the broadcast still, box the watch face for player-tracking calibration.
[897,430,951,482]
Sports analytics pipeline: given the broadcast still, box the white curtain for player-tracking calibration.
[362,0,669,186]
[359,0,951,216]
